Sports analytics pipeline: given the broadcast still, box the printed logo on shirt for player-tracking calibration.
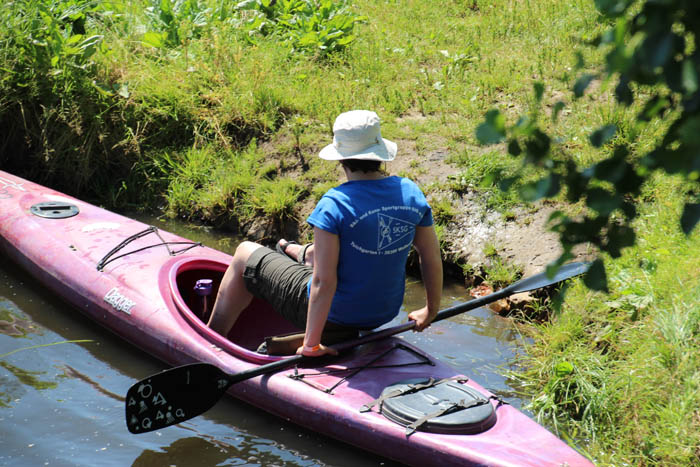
[348,205,421,255]
[377,214,414,251]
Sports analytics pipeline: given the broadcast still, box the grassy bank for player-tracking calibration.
[511,180,700,464]
[1,0,699,464]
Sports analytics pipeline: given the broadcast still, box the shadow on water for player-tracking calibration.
[0,213,531,466]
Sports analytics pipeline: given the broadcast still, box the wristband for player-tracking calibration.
[303,344,321,352]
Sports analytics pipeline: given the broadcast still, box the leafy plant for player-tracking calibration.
[476,0,700,291]
[2,0,105,93]
[482,251,522,288]
[235,0,366,57]
[143,0,212,48]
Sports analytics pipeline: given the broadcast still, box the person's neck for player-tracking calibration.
[343,168,387,182]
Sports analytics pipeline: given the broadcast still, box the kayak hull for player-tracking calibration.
[0,171,592,466]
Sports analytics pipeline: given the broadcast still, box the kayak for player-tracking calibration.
[0,171,593,466]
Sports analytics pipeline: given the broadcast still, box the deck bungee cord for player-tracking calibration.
[97,226,202,271]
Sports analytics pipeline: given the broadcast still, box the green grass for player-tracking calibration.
[2,1,699,464]
[509,183,700,465]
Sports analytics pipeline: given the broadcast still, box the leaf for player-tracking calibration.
[586,187,621,215]
[606,223,636,258]
[498,176,518,191]
[65,34,84,46]
[594,0,631,17]
[593,148,629,183]
[512,115,534,137]
[476,109,506,144]
[680,202,700,235]
[639,32,675,71]
[584,258,608,292]
[524,129,551,161]
[534,82,544,103]
[589,124,617,147]
[615,75,633,106]
[552,101,565,122]
[554,361,574,377]
[507,139,521,156]
[519,174,561,202]
[682,60,699,95]
[142,31,165,48]
[573,73,596,98]
[678,116,700,148]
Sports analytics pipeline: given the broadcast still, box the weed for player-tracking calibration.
[431,197,457,225]
[482,253,522,288]
[248,177,303,221]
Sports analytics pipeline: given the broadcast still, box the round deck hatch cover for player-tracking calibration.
[379,377,497,435]
[30,201,80,219]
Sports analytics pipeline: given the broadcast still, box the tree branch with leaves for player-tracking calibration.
[476,0,700,291]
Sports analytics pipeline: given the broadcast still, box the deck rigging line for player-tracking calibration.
[288,343,433,394]
[97,226,202,271]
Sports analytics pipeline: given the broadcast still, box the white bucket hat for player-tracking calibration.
[319,110,397,162]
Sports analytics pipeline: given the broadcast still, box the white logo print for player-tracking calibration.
[0,177,26,192]
[104,287,136,314]
[377,214,414,251]
[349,205,421,255]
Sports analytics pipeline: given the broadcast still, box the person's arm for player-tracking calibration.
[408,225,443,331]
[297,227,340,357]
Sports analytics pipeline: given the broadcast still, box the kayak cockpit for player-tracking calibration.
[167,257,301,364]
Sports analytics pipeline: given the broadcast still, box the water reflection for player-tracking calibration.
[133,433,325,467]
[0,298,41,338]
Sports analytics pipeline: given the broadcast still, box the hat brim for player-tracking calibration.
[319,138,397,162]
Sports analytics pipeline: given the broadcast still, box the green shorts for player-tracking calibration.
[242,246,360,352]
[243,246,312,330]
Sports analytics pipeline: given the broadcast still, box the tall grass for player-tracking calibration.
[510,180,700,465]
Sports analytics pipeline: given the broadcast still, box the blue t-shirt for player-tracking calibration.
[306,176,433,328]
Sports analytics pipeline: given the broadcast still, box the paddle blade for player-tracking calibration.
[125,363,232,434]
[504,261,591,295]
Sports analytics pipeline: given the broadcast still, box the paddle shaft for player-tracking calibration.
[230,276,507,381]
[229,261,590,381]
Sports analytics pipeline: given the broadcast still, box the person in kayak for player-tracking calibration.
[207,110,443,357]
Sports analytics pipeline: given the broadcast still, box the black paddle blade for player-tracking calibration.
[125,363,232,434]
[505,261,591,295]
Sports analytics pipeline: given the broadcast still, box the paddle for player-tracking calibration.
[125,261,589,434]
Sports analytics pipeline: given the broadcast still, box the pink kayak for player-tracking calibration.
[0,171,593,466]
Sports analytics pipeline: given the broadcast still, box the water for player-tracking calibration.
[0,214,531,466]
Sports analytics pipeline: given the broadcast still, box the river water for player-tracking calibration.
[0,214,531,466]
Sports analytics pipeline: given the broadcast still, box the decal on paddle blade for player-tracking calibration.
[137,383,152,398]
[104,287,136,314]
[152,392,167,406]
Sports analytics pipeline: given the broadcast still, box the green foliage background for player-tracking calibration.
[0,1,698,464]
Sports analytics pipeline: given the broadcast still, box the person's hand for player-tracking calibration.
[408,306,437,332]
[296,343,339,357]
